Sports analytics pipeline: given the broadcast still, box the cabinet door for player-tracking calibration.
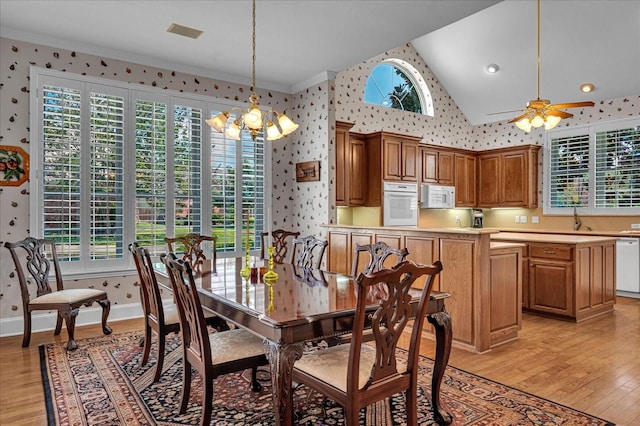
[477,153,501,206]
[349,136,367,205]
[529,259,573,316]
[437,151,455,186]
[401,140,418,181]
[335,124,349,206]
[502,151,528,206]
[404,235,438,290]
[421,149,438,183]
[455,154,476,207]
[383,137,402,181]
[351,233,374,276]
[328,231,350,274]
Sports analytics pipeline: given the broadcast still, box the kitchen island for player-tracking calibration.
[490,232,617,322]
[324,225,618,352]
[324,225,521,353]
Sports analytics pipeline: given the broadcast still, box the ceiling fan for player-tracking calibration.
[506,0,594,132]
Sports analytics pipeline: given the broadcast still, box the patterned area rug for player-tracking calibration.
[40,331,614,425]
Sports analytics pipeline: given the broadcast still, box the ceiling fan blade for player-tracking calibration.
[487,109,524,116]
[548,101,595,109]
[508,112,530,123]
[547,109,573,119]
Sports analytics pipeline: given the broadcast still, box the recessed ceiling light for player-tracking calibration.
[167,23,203,39]
[486,64,500,73]
[580,83,595,93]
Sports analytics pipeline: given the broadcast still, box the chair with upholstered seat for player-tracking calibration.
[291,235,328,269]
[129,242,181,382]
[161,252,269,426]
[292,260,443,426]
[351,241,409,277]
[164,233,217,274]
[4,237,112,350]
[260,229,300,263]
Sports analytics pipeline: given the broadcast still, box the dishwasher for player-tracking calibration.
[616,238,640,294]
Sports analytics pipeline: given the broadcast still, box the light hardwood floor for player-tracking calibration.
[1,297,638,425]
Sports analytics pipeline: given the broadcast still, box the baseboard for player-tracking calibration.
[0,302,144,338]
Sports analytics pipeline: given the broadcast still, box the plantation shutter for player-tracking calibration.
[42,84,83,261]
[134,99,167,253]
[241,132,266,251]
[595,125,640,208]
[210,123,238,252]
[88,91,125,260]
[548,132,590,208]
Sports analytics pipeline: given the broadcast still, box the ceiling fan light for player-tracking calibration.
[277,113,299,136]
[206,112,230,132]
[544,115,562,130]
[531,114,545,128]
[515,118,532,133]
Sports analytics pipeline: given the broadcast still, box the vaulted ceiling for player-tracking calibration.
[2,0,638,126]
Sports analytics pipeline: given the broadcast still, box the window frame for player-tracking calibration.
[543,116,640,216]
[30,67,271,278]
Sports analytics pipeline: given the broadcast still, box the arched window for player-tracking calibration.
[364,59,433,116]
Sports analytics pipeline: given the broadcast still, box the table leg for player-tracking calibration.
[264,340,304,426]
[427,307,453,425]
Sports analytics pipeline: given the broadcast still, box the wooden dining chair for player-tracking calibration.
[161,252,269,426]
[260,229,300,263]
[292,260,443,426]
[291,235,328,269]
[129,242,181,382]
[351,241,409,277]
[4,237,112,350]
[164,233,217,274]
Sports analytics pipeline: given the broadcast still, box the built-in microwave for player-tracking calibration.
[421,184,455,209]
[383,182,418,226]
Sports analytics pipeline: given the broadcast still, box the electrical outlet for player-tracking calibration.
[515,216,520,223]
[631,224,640,229]
[520,216,528,223]
[532,216,539,224]
[455,216,461,226]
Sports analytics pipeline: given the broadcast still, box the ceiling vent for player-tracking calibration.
[167,23,203,39]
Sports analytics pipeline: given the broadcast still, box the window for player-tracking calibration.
[363,59,434,116]
[545,117,640,215]
[31,68,269,276]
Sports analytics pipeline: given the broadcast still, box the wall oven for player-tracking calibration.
[383,182,418,226]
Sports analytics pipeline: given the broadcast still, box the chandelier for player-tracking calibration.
[206,0,298,141]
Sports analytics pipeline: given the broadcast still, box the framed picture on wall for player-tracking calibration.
[0,145,29,186]
[295,160,320,182]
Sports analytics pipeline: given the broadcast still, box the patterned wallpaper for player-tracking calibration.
[1,36,638,325]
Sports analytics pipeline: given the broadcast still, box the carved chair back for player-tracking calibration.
[291,235,328,269]
[164,233,217,274]
[129,242,170,331]
[260,229,300,263]
[6,237,63,303]
[351,241,409,277]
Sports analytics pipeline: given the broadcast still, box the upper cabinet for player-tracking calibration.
[477,145,541,208]
[335,121,368,207]
[420,148,454,186]
[380,134,421,182]
[455,153,476,207]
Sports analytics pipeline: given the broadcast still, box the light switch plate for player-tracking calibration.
[520,216,528,223]
[532,216,539,223]
[515,216,520,223]
[632,223,640,229]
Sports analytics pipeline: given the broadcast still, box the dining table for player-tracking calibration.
[153,256,453,426]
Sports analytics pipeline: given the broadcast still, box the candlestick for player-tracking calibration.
[240,209,251,279]
[263,245,279,283]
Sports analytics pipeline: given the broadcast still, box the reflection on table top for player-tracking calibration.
[152,256,424,327]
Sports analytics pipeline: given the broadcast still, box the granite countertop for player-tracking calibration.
[490,241,527,250]
[491,232,619,244]
[323,224,499,235]
[495,227,640,238]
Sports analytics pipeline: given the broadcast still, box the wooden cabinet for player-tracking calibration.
[335,121,367,206]
[380,134,420,182]
[493,234,617,322]
[420,148,454,186]
[477,145,540,208]
[455,153,476,207]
